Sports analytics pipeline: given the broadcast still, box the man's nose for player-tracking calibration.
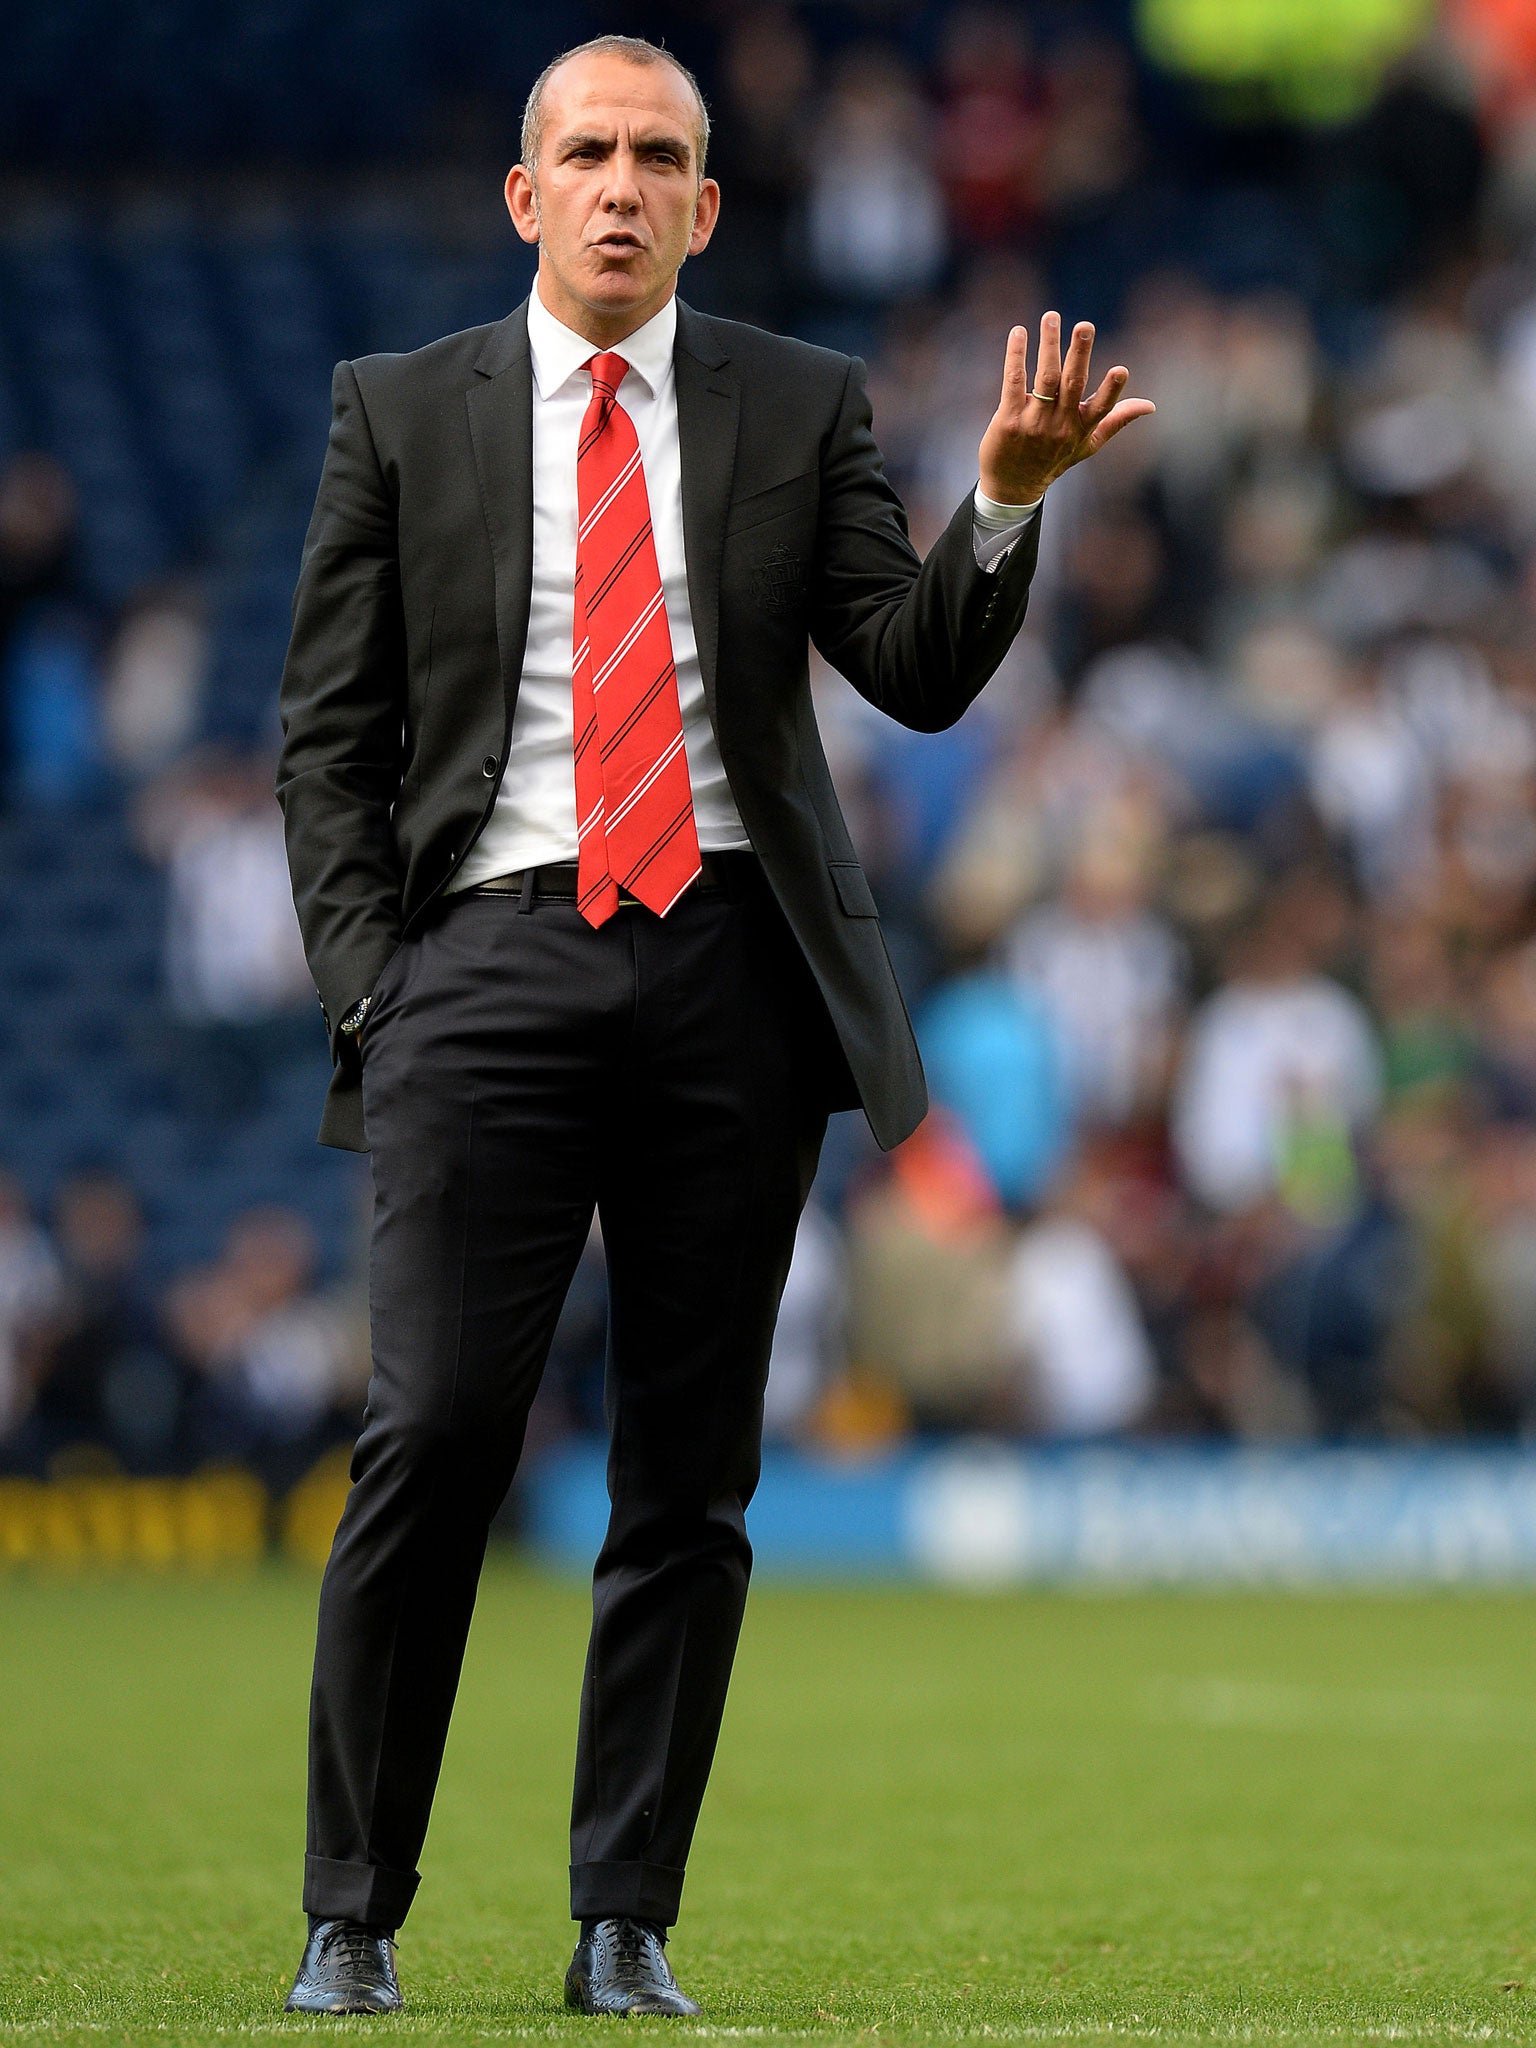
[601,150,642,210]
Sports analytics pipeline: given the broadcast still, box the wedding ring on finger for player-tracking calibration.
[1030,388,1058,403]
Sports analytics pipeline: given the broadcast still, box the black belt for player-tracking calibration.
[467,850,759,907]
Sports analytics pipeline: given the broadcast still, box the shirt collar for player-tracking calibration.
[527,279,677,403]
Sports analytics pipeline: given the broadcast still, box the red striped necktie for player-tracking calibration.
[572,349,701,927]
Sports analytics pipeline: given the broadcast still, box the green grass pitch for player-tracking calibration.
[1,1562,1534,2045]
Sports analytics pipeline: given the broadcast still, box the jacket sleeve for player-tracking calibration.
[275,359,406,1059]
[808,354,1042,733]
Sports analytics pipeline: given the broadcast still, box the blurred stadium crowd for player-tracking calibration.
[5,0,1536,1496]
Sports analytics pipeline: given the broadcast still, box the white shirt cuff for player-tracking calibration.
[972,483,1043,572]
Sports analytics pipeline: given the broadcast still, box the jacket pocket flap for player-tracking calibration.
[829,860,879,917]
[725,468,819,536]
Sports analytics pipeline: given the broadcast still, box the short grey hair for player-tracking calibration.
[521,34,710,179]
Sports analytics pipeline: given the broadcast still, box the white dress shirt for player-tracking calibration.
[451,282,1039,889]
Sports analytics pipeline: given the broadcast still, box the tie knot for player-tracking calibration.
[588,351,630,401]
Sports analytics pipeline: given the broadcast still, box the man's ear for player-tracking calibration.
[505,164,541,247]
[687,178,721,259]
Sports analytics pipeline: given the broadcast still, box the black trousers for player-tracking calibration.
[301,857,832,1933]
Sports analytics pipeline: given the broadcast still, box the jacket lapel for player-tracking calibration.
[465,302,534,732]
[673,300,739,735]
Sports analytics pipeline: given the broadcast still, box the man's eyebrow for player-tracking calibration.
[633,131,691,159]
[555,128,691,161]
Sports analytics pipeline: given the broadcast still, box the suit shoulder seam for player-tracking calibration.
[690,309,853,381]
[349,320,502,384]
[336,359,391,488]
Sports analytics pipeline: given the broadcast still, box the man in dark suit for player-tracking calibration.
[276,32,1152,2018]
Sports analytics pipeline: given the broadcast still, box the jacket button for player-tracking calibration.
[481,755,498,777]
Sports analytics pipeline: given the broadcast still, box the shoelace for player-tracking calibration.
[318,1922,391,1976]
[605,1919,662,1977]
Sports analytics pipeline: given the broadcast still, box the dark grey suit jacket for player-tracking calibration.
[276,294,1042,1152]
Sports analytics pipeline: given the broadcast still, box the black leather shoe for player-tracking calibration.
[284,1917,402,2014]
[564,1917,701,2016]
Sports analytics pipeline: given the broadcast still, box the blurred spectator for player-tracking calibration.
[933,5,1045,248]
[102,584,208,776]
[134,746,316,1114]
[916,963,1069,1209]
[26,1173,183,1473]
[1054,505,1177,677]
[3,606,103,808]
[136,748,310,1022]
[1309,649,1436,896]
[1173,874,1383,1217]
[1369,912,1476,1099]
[1217,466,1334,651]
[0,455,82,795]
[801,47,947,308]
[168,1208,361,1491]
[1005,794,1185,1129]
[1006,1156,1158,1438]
[1375,1088,1523,1434]
[0,456,77,650]
[1233,618,1343,772]
[845,1115,1015,1430]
